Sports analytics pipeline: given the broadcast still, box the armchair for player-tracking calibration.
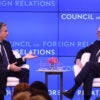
[6,50,29,96]
[73,53,100,99]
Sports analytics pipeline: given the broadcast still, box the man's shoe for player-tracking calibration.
[84,96,90,100]
[62,90,74,99]
[62,84,78,99]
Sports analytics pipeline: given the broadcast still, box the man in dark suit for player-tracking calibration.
[0,22,37,100]
[62,27,100,100]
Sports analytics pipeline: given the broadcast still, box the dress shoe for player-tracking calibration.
[62,84,79,99]
[62,90,74,99]
[84,96,90,100]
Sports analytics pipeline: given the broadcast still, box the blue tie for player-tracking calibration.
[0,43,8,66]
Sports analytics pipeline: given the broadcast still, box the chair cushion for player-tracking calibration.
[7,77,19,82]
[92,82,100,87]
[7,81,19,87]
[7,77,19,86]
[92,78,100,87]
[93,78,100,83]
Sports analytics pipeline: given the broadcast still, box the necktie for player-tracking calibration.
[0,43,8,66]
[96,50,100,62]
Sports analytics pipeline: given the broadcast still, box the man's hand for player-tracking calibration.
[76,59,83,68]
[22,52,38,60]
[9,62,21,72]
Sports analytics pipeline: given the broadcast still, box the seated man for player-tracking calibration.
[0,22,37,100]
[62,26,100,100]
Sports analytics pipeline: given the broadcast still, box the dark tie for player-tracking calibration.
[96,51,100,62]
[0,43,8,66]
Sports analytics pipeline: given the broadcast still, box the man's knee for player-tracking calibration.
[85,62,96,71]
[85,62,93,66]
[20,68,29,83]
[21,68,29,75]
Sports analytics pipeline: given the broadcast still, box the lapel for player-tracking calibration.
[2,41,9,60]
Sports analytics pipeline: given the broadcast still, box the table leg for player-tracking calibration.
[45,73,48,86]
[45,72,63,100]
[60,73,63,100]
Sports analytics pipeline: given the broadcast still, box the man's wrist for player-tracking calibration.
[22,56,26,61]
[7,64,10,70]
[76,59,81,61]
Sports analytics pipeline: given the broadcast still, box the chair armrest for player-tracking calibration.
[12,50,30,69]
[12,50,21,58]
[74,53,91,77]
[80,53,91,66]
[20,64,29,69]
[73,65,81,77]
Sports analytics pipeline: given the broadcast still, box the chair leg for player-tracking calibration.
[9,86,13,100]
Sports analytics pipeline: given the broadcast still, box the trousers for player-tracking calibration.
[75,62,100,97]
[0,68,29,95]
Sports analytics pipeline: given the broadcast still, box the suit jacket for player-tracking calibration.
[75,40,100,63]
[0,40,26,70]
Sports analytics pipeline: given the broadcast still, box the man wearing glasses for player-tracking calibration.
[62,27,100,100]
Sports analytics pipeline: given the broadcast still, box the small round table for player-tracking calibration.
[37,69,67,100]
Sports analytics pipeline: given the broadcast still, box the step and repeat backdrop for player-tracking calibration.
[0,0,100,100]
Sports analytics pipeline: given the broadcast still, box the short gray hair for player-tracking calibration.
[0,22,6,30]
